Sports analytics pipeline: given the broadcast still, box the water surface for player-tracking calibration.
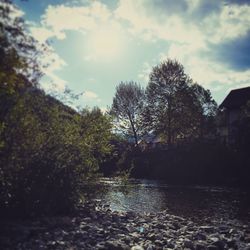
[97,178,250,224]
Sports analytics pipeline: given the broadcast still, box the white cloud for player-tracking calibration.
[25,0,250,105]
[115,0,250,47]
[138,62,152,84]
[30,26,65,42]
[83,90,98,99]
[114,0,250,95]
[41,48,67,72]
[41,76,67,92]
[39,2,111,40]
[29,1,116,44]
[8,2,25,19]
[159,44,250,93]
[202,4,250,44]
[84,23,126,62]
[38,47,68,92]
[29,27,52,43]
[115,0,205,48]
[100,107,108,114]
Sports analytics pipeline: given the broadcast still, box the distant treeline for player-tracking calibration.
[101,139,250,187]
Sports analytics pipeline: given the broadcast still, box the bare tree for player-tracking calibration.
[110,81,145,146]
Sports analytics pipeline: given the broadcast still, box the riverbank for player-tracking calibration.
[1,202,250,250]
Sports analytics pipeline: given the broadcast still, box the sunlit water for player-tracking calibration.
[96,178,250,224]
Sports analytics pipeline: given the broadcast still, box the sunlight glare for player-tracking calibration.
[86,27,125,62]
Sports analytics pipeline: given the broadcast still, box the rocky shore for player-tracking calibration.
[1,203,250,250]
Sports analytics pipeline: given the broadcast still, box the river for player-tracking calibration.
[96,178,250,224]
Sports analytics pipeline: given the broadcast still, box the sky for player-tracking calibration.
[13,0,250,111]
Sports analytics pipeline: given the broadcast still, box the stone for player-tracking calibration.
[207,245,219,250]
[195,241,207,250]
[147,233,157,240]
[2,202,250,250]
[146,245,154,250]
[105,240,130,250]
[166,240,175,249]
[156,223,166,229]
[219,225,229,234]
[155,239,164,246]
[200,226,215,234]
[183,239,194,249]
[131,245,144,250]
[211,239,226,249]
[96,242,106,249]
[123,236,131,244]
[195,232,207,241]
[226,238,237,248]
[73,230,88,240]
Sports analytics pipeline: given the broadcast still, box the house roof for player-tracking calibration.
[220,86,250,109]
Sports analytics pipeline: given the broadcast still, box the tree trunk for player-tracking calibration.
[128,114,138,146]
[167,100,172,146]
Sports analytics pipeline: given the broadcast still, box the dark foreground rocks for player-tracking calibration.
[1,203,250,250]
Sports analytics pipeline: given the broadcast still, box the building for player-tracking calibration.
[218,86,250,145]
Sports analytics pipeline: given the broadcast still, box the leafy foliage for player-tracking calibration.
[0,89,112,216]
[0,0,43,152]
[144,60,217,145]
[0,1,113,217]
[0,0,42,93]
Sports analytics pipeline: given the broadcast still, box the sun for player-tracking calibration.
[86,26,125,62]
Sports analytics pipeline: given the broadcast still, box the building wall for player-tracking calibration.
[228,108,240,145]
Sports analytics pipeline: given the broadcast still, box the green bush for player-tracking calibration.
[0,90,112,217]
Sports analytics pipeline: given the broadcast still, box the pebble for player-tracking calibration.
[0,202,249,250]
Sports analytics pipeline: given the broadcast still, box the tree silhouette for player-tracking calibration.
[144,59,217,145]
[110,81,145,146]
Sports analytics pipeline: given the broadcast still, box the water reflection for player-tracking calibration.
[97,179,250,224]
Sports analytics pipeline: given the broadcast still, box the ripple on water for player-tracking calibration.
[97,178,250,224]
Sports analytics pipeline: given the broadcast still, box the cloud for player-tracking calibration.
[8,2,25,19]
[202,4,250,44]
[115,0,205,47]
[224,0,250,5]
[29,1,114,43]
[30,26,65,42]
[159,43,250,93]
[100,107,108,114]
[115,0,250,95]
[83,90,98,99]
[188,0,221,20]
[115,0,250,47]
[37,1,111,41]
[81,91,101,104]
[138,62,152,84]
[41,76,67,92]
[210,32,250,70]
[25,0,250,105]
[38,47,68,92]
